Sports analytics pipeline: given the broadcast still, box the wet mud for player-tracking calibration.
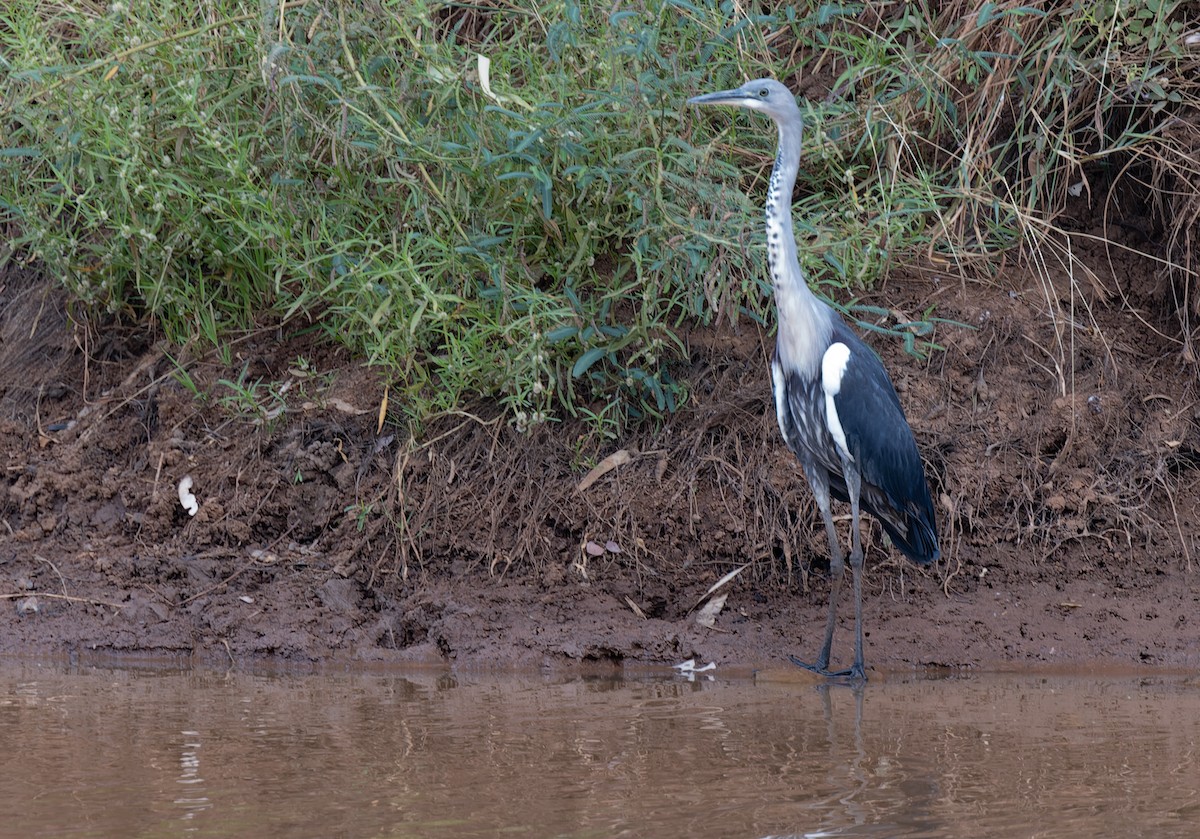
[2,248,1198,674]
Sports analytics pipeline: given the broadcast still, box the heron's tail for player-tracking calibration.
[879,495,939,565]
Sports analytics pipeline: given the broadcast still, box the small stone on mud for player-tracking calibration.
[92,497,127,527]
[15,596,40,615]
[319,578,359,614]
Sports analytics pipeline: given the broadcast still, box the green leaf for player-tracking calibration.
[572,347,608,378]
[545,325,579,342]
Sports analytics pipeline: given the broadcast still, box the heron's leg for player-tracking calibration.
[843,463,866,683]
[789,471,845,674]
[813,492,845,671]
[802,462,867,684]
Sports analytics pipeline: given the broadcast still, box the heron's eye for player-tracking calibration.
[758,88,769,98]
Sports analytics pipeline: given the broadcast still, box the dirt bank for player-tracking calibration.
[2,250,1198,674]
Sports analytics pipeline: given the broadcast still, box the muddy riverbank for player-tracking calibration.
[2,254,1198,673]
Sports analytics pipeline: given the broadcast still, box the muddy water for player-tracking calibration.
[1,664,1198,838]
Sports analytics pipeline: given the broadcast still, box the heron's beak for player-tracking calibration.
[687,88,753,107]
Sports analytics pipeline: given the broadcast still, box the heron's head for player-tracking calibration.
[687,78,801,127]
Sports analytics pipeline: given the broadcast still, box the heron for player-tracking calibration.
[688,78,939,682]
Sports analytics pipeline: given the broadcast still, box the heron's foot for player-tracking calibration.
[788,654,867,685]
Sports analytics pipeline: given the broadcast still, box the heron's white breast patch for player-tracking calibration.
[821,342,853,461]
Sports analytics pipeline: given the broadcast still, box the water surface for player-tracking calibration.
[1,662,1198,837]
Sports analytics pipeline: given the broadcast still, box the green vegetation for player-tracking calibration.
[2,0,1197,434]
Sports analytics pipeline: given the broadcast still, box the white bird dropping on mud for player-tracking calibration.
[178,475,199,517]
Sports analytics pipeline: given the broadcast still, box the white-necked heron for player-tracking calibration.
[689,78,939,682]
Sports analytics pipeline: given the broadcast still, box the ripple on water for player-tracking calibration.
[0,665,1197,838]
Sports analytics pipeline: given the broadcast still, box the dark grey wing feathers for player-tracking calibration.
[827,321,939,563]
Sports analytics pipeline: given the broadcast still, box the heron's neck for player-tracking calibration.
[765,122,830,374]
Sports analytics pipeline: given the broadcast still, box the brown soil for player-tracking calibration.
[2,247,1199,675]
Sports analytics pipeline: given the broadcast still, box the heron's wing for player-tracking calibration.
[825,327,939,563]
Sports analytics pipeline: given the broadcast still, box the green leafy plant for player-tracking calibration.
[3,0,1196,438]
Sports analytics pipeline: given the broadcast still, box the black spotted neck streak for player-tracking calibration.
[765,137,831,381]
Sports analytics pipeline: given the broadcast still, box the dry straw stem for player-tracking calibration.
[0,592,127,610]
[833,1,1198,307]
